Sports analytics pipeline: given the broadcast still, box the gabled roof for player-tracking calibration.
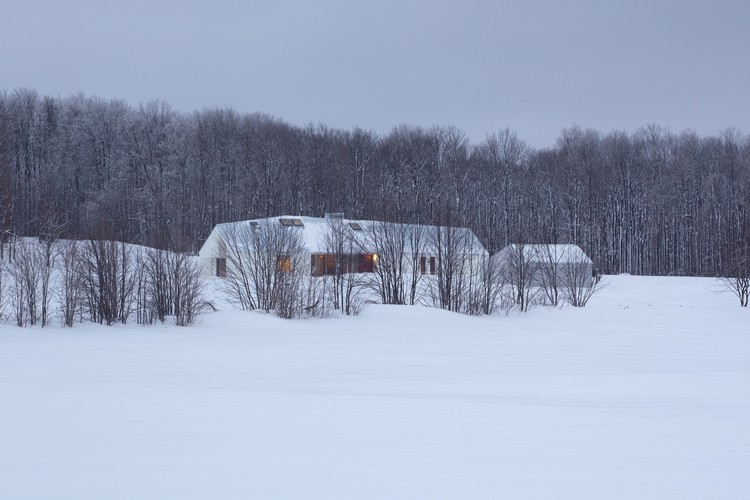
[495,244,592,264]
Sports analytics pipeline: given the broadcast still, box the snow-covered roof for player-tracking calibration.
[201,215,487,256]
[496,244,592,264]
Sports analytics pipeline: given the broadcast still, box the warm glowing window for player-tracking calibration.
[358,253,375,273]
[276,255,292,272]
[310,253,376,276]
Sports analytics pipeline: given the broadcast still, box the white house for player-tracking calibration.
[198,214,488,279]
[491,244,594,287]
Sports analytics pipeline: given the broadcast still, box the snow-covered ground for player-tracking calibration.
[1,275,748,499]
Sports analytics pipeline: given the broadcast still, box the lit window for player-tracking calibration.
[292,218,304,227]
[279,218,293,226]
[276,255,292,272]
[357,253,375,273]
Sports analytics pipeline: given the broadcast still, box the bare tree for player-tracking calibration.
[560,252,603,307]
[171,252,207,326]
[37,237,57,326]
[429,225,479,313]
[0,254,7,321]
[219,221,307,316]
[321,218,368,315]
[535,245,563,306]
[465,254,502,315]
[500,244,537,313]
[367,220,426,305]
[7,239,54,326]
[57,240,82,327]
[218,223,257,311]
[141,247,173,323]
[78,240,138,325]
[720,275,750,307]
[718,248,750,307]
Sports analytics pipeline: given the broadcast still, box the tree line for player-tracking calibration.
[2,88,749,277]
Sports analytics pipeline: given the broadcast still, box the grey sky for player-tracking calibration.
[3,0,750,147]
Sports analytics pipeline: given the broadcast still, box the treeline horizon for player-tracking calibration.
[1,88,748,277]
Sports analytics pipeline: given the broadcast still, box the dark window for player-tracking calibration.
[216,258,227,278]
[279,218,293,226]
[292,218,304,227]
[420,256,426,274]
[349,222,363,231]
[429,256,436,275]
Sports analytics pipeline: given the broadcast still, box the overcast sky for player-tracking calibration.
[2,0,750,147]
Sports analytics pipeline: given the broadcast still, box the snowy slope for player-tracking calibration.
[0,275,748,499]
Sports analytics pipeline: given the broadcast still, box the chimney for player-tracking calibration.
[324,212,344,221]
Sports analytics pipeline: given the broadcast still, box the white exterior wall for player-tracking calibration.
[198,216,489,279]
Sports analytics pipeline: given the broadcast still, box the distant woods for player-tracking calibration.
[1,88,749,277]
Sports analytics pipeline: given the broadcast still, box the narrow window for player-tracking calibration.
[276,255,292,272]
[216,257,227,278]
[420,256,426,274]
[429,256,436,275]
[311,254,328,276]
[325,254,336,275]
[358,253,375,273]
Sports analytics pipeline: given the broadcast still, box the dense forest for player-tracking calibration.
[1,88,748,277]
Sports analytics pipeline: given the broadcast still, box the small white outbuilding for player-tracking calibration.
[492,244,594,287]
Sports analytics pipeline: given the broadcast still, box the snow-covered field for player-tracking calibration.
[1,275,748,499]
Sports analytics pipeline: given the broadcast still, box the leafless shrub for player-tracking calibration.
[0,257,5,321]
[172,253,207,326]
[500,244,538,312]
[219,221,308,317]
[428,225,481,313]
[368,221,426,306]
[719,276,749,307]
[140,248,208,326]
[321,219,370,316]
[465,255,502,315]
[57,240,83,327]
[7,239,54,327]
[560,254,604,307]
[78,240,139,325]
[534,245,563,306]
